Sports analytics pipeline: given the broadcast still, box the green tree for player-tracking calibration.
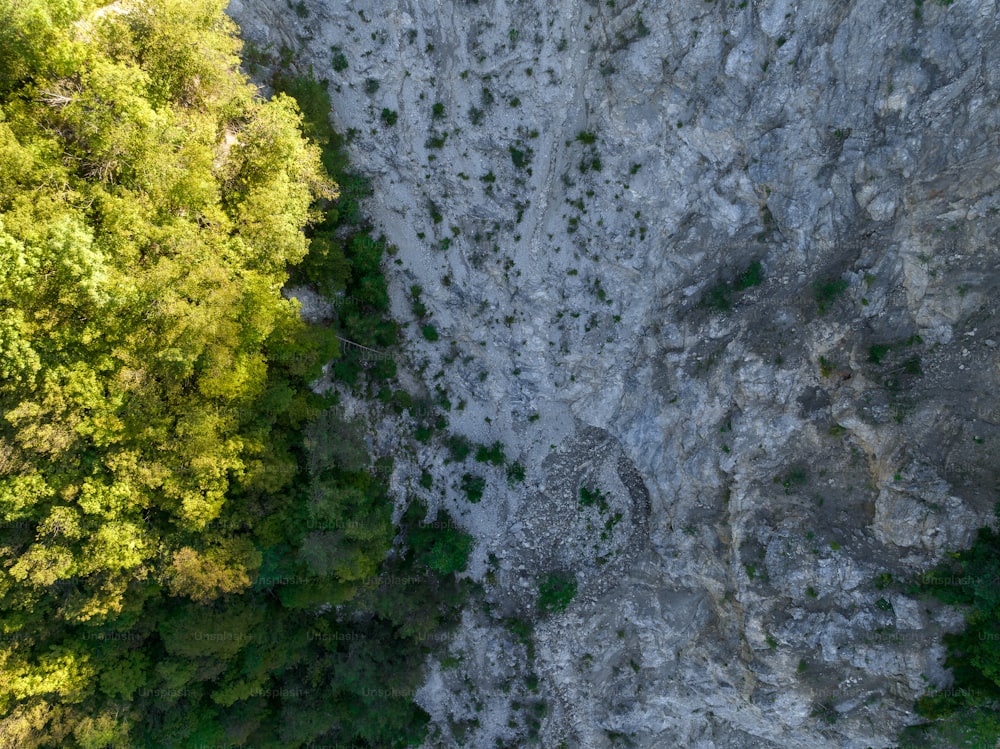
[0,2,466,745]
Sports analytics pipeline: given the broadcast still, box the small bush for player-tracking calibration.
[474,441,506,466]
[380,108,398,126]
[426,132,447,149]
[813,277,849,313]
[701,260,764,311]
[432,101,445,118]
[460,473,486,503]
[509,145,532,169]
[418,527,472,574]
[578,486,609,513]
[537,572,577,614]
[869,343,891,364]
[702,281,734,311]
[734,261,764,290]
[410,287,427,318]
[776,466,809,494]
[507,617,533,646]
[364,78,380,94]
[421,324,439,341]
[392,390,414,412]
[507,461,525,483]
[445,434,472,462]
[405,502,473,574]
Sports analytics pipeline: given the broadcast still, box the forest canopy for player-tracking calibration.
[0,1,469,746]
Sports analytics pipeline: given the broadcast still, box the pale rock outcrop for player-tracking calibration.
[230,1,1000,746]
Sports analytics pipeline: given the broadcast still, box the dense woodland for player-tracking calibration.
[900,517,1000,748]
[0,1,470,746]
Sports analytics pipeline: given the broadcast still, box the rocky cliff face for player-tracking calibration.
[228,0,1000,746]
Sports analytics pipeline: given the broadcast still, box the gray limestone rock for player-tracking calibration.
[229,0,1000,746]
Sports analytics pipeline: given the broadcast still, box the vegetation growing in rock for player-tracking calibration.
[812,276,849,313]
[475,441,507,466]
[900,511,1000,748]
[445,433,473,462]
[507,461,526,483]
[537,572,578,614]
[701,260,764,311]
[460,473,487,503]
[403,501,474,575]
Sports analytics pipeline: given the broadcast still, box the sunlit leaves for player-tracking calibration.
[0,1,459,745]
[8,543,75,588]
[0,474,52,523]
[0,312,41,390]
[3,647,94,703]
[165,539,261,603]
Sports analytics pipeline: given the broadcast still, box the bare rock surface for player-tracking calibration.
[230,0,1000,746]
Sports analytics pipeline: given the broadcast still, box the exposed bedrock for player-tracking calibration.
[230,0,1000,745]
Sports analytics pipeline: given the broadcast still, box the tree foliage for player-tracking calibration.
[902,513,1000,747]
[0,2,467,746]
